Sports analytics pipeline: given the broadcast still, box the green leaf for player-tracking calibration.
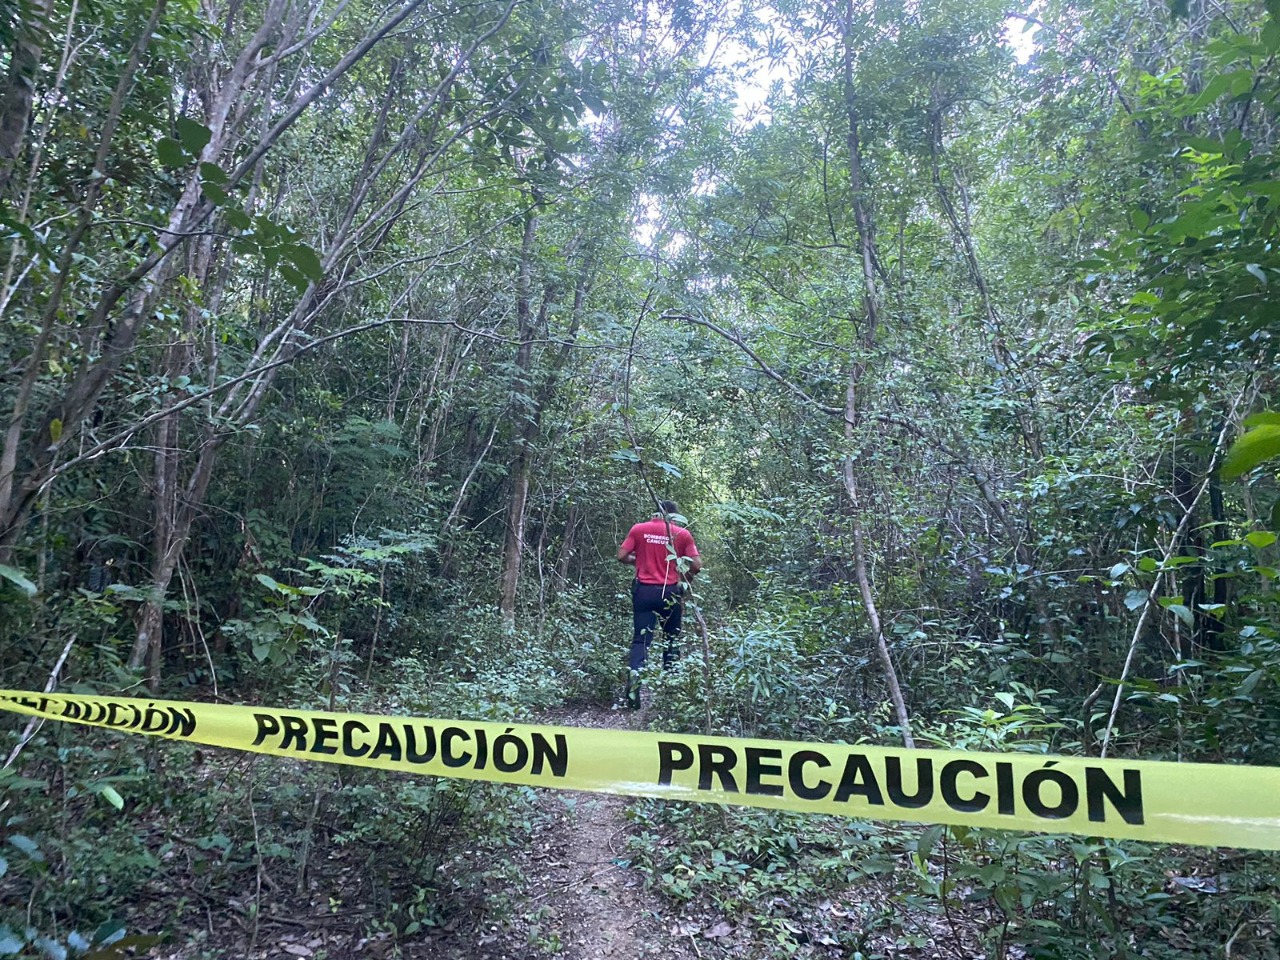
[0,927,23,953]
[1244,412,1280,428]
[8,834,43,862]
[0,563,37,597]
[1263,18,1280,53]
[156,137,186,168]
[0,856,6,880]
[1123,589,1148,611]
[1245,263,1268,286]
[284,243,323,281]
[254,573,283,593]
[1108,562,1130,579]
[201,182,230,206]
[98,785,124,810]
[1221,424,1280,478]
[48,418,62,443]
[1245,530,1277,549]
[199,161,228,184]
[1165,604,1194,627]
[1237,669,1263,697]
[175,116,212,156]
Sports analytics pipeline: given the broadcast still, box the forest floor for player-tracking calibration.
[421,702,698,960]
[148,702,990,960]
[151,702,703,960]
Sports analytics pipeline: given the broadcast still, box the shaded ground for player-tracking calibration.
[420,703,696,960]
[136,699,697,960]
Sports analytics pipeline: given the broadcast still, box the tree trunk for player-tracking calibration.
[0,0,54,199]
[498,210,539,627]
[841,0,913,747]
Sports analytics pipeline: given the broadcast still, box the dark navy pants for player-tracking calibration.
[630,579,683,671]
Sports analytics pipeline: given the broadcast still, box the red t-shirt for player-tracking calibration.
[620,518,700,586]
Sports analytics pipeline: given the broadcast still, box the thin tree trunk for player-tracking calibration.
[841,0,913,747]
[499,210,539,627]
[0,0,54,198]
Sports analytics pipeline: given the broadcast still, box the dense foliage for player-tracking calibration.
[3,0,1280,957]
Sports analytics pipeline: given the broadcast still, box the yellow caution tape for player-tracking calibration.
[2,690,1278,850]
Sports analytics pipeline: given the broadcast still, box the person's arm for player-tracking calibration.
[678,530,702,578]
[617,530,637,566]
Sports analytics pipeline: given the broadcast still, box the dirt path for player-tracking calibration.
[528,705,695,960]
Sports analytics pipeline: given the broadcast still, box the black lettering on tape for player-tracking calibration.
[280,715,308,752]
[658,742,694,784]
[531,732,568,777]
[493,730,530,773]
[342,720,370,757]
[698,744,739,792]
[835,753,884,804]
[475,729,488,770]
[940,759,990,813]
[311,718,338,755]
[787,750,832,801]
[1023,765,1079,819]
[370,722,402,761]
[745,747,784,797]
[252,713,280,746]
[996,762,1016,815]
[885,757,933,808]
[442,727,472,767]
[1086,767,1144,825]
[167,706,196,737]
[404,724,436,763]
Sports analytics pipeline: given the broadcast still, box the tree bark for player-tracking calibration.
[841,0,914,748]
[0,0,54,199]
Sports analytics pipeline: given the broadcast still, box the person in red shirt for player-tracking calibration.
[617,500,702,708]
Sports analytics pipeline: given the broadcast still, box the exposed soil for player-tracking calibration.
[421,703,696,960]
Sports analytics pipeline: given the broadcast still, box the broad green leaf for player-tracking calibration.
[1245,263,1267,286]
[201,182,230,206]
[8,834,43,861]
[199,161,228,184]
[1237,669,1263,697]
[254,573,283,593]
[175,116,212,155]
[1123,589,1148,611]
[1245,530,1277,549]
[1221,423,1280,478]
[48,418,62,443]
[0,563,36,597]
[156,137,186,168]
[1165,604,1194,627]
[285,243,323,281]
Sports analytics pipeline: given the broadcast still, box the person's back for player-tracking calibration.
[617,502,702,708]
[625,517,697,586]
